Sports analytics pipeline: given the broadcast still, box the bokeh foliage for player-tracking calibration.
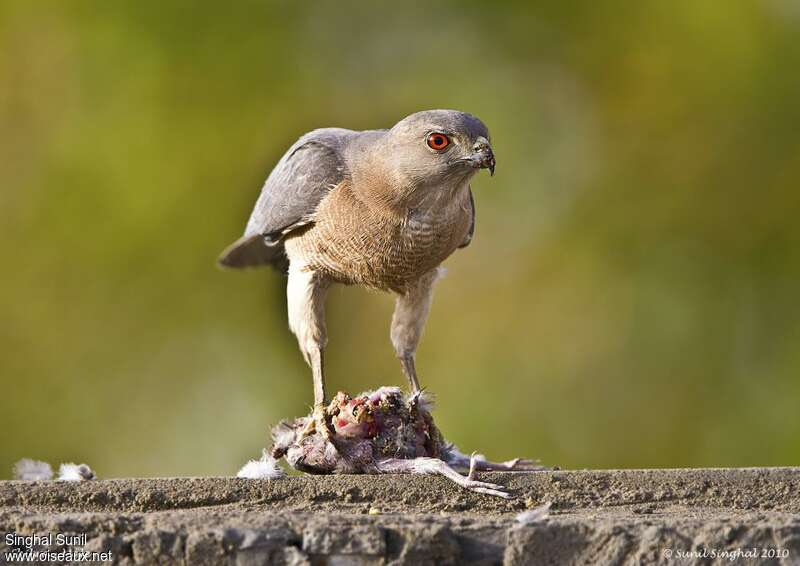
[1,1,799,477]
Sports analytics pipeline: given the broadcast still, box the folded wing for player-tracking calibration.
[218,128,357,270]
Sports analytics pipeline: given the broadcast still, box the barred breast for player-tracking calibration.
[284,182,471,292]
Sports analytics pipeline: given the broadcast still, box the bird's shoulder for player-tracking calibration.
[244,128,384,242]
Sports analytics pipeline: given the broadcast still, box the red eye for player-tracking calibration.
[427,132,450,150]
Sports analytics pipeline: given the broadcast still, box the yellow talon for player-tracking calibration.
[299,404,334,442]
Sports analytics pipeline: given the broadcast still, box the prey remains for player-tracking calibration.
[269,387,542,498]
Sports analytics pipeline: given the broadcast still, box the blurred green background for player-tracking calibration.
[2,1,799,479]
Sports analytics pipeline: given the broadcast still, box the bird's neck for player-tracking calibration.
[349,154,410,221]
[350,153,472,222]
[351,178,471,225]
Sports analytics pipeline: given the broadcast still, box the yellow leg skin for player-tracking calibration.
[299,403,333,441]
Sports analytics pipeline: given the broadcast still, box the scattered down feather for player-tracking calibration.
[13,459,53,481]
[57,463,96,481]
[13,459,95,481]
[516,502,552,524]
[237,450,285,480]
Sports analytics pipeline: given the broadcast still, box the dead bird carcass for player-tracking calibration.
[265,387,542,498]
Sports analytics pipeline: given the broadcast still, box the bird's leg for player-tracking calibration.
[301,345,333,442]
[400,355,421,393]
[287,262,333,441]
[391,267,443,393]
[376,457,512,499]
[443,445,544,472]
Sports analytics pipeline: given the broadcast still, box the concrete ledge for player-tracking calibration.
[1,468,799,564]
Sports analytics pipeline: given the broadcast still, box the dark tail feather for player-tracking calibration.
[217,234,289,273]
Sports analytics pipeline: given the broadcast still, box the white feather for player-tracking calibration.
[57,463,95,481]
[415,389,436,414]
[272,420,300,448]
[516,502,552,524]
[361,386,402,400]
[13,459,53,481]
[237,450,285,480]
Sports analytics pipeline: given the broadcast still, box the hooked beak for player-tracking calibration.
[460,136,495,176]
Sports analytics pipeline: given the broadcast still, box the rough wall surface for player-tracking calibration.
[1,468,799,565]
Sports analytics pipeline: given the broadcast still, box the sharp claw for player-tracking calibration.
[407,389,424,411]
[298,416,316,440]
[467,480,506,491]
[461,469,512,497]
[297,405,336,448]
[471,487,512,498]
[315,410,334,440]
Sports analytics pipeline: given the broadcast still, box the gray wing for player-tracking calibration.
[218,128,357,270]
[458,189,476,248]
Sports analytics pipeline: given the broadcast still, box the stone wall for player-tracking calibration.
[1,468,799,564]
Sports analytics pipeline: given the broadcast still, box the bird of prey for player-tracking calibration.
[219,109,495,440]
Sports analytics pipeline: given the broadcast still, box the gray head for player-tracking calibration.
[366,109,495,192]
